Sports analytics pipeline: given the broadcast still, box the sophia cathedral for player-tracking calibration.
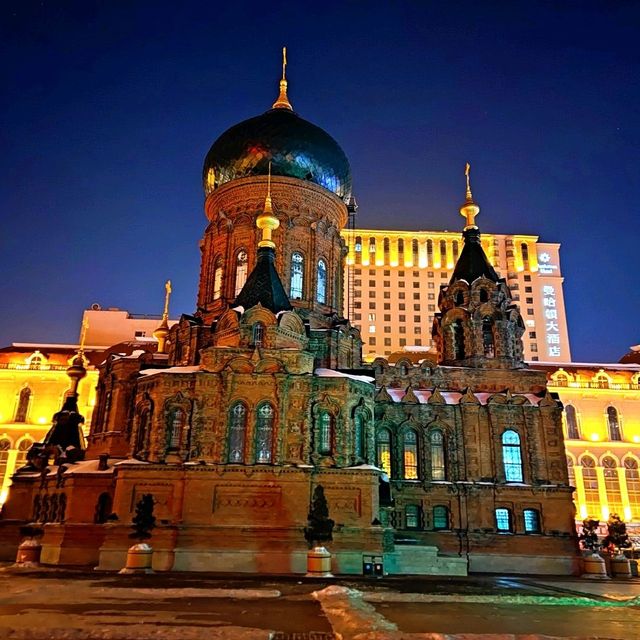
[0,52,578,575]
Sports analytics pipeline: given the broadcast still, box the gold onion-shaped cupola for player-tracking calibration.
[153,280,172,354]
[272,46,293,110]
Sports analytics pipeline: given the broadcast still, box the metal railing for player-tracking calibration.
[551,380,640,391]
[0,363,68,371]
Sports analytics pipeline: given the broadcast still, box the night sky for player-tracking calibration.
[1,1,638,362]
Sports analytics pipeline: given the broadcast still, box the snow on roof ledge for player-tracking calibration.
[314,368,374,383]
[140,365,200,377]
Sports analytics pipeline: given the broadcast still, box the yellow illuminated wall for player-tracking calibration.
[543,364,640,529]
[0,347,97,505]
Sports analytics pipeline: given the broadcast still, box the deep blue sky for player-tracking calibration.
[1,0,638,362]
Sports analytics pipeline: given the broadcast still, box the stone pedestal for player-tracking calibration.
[582,553,609,579]
[119,543,154,574]
[306,546,332,577]
[15,538,42,567]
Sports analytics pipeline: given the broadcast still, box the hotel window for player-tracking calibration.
[528,331,537,339]
[383,292,390,299]
[524,275,531,281]
[354,313,361,320]
[354,236,362,253]
[433,505,449,530]
[399,292,405,299]
[428,293,435,300]
[624,458,640,519]
[369,269,375,275]
[430,430,446,480]
[427,241,433,264]
[580,456,599,516]
[414,304,420,311]
[530,344,538,352]
[398,239,404,262]
[368,338,376,346]
[428,282,434,289]
[523,509,541,533]
[565,405,580,439]
[369,280,376,287]
[384,314,391,321]
[384,303,390,309]
[384,237,390,263]
[495,508,513,533]
[384,281,390,287]
[290,252,304,299]
[228,402,248,463]
[527,309,534,315]
[399,270,405,276]
[234,249,248,296]
[354,302,361,309]
[415,338,422,346]
[402,430,419,480]
[428,304,435,311]
[355,269,361,275]
[413,282,419,288]
[384,338,391,346]
[376,429,391,475]
[318,411,334,455]
[255,402,274,463]
[414,327,421,334]
[602,456,624,515]
[441,272,447,278]
[399,314,406,322]
[502,430,524,482]
[368,313,376,321]
[14,387,31,423]
[606,406,622,441]
[452,240,459,261]
[384,269,390,276]
[428,270,434,277]
[413,293,420,300]
[369,291,376,298]
[316,259,327,304]
[212,257,223,300]
[399,281,405,288]
[399,304,405,310]
[399,327,406,334]
[525,286,532,293]
[412,239,419,265]
[405,504,420,529]
[439,240,446,263]
[368,238,376,261]
[526,297,533,304]
[521,243,530,270]
[399,338,406,346]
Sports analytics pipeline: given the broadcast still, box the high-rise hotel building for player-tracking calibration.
[341,229,570,363]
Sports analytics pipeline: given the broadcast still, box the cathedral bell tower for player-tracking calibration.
[432,165,526,369]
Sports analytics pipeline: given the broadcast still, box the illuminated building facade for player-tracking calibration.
[342,229,570,363]
[532,360,640,533]
[1,56,578,575]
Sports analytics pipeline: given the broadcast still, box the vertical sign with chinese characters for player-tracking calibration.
[542,284,561,357]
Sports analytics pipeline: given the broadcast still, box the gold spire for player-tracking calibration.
[272,46,293,110]
[460,162,480,229]
[256,162,280,249]
[153,280,172,354]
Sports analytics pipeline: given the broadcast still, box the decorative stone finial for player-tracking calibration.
[153,280,172,354]
[272,46,293,110]
[257,162,280,249]
[460,162,480,229]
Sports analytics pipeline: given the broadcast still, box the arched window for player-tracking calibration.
[567,456,575,488]
[580,456,599,517]
[602,456,624,516]
[594,373,609,389]
[354,411,365,460]
[523,508,541,533]
[430,430,445,480]
[94,493,113,524]
[29,353,44,369]
[403,430,418,480]
[433,505,449,530]
[166,407,186,451]
[555,371,569,386]
[228,402,247,463]
[452,320,465,360]
[252,322,265,346]
[0,439,11,483]
[455,291,464,306]
[135,409,150,455]
[318,411,333,455]
[290,252,304,299]
[212,257,223,300]
[565,405,580,439]
[398,238,404,263]
[412,239,419,265]
[234,250,248,296]
[383,237,390,263]
[15,387,31,423]
[426,239,433,265]
[521,243,529,270]
[624,458,640,519]
[479,288,489,303]
[376,429,391,475]
[316,259,327,304]
[482,318,495,358]
[405,504,420,529]
[606,406,622,441]
[502,430,523,482]
[16,439,32,466]
[255,402,274,463]
[495,507,513,532]
[452,240,459,262]
[368,238,376,261]
[354,237,362,265]
[439,240,447,265]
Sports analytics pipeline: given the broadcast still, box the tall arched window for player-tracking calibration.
[452,320,465,360]
[624,458,640,519]
[368,238,376,262]
[430,430,445,480]
[290,252,304,299]
[403,430,418,480]
[354,237,362,265]
[212,257,223,300]
[412,239,419,265]
[452,240,459,261]
[135,409,150,455]
[0,439,11,483]
[502,430,523,482]
[316,259,327,304]
[565,405,580,439]
[255,402,274,463]
[479,288,489,303]
[376,429,391,475]
[16,439,32,466]
[455,291,464,306]
[580,456,599,517]
[383,237,390,263]
[439,240,447,265]
[602,456,624,516]
[426,239,433,265]
[252,322,265,346]
[482,318,495,358]
[166,408,186,451]
[15,387,31,423]
[398,238,405,264]
[228,402,248,463]
[606,406,622,441]
[521,243,530,270]
[354,411,365,460]
[318,411,333,455]
[234,250,248,296]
